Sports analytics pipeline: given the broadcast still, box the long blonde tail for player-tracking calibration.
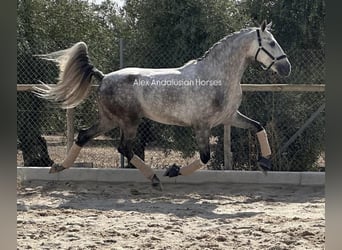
[33,42,104,109]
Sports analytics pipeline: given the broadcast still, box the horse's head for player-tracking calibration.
[253,20,291,77]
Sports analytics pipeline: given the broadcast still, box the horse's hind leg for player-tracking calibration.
[230,111,272,173]
[49,121,111,173]
[118,126,162,191]
[164,127,210,177]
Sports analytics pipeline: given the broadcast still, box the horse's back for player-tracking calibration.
[106,67,182,77]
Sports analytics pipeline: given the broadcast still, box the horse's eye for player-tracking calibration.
[269,41,276,47]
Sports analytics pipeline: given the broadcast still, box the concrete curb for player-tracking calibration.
[17,167,325,186]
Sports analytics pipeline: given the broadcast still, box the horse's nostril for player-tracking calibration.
[276,63,291,77]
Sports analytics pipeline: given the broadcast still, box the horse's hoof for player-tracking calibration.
[151,174,163,191]
[257,156,272,175]
[49,164,66,174]
[163,164,181,177]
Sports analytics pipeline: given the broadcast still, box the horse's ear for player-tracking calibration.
[261,20,267,32]
[266,21,273,30]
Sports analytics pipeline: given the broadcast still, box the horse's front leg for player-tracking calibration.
[230,111,272,173]
[164,127,210,177]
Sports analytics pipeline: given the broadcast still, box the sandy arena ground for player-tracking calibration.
[17,180,325,250]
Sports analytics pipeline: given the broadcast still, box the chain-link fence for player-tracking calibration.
[17,41,325,171]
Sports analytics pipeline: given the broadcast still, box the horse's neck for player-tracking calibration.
[198,29,255,83]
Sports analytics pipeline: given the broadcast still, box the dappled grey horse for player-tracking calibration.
[34,21,291,190]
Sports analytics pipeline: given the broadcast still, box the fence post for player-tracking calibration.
[223,125,233,170]
[66,108,74,153]
[119,38,125,168]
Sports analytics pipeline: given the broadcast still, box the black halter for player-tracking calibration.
[255,29,287,71]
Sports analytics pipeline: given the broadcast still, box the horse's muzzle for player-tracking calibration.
[275,61,291,77]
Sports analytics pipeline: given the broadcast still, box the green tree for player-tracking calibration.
[17,0,127,165]
[17,0,55,166]
[124,0,249,67]
[240,0,325,49]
